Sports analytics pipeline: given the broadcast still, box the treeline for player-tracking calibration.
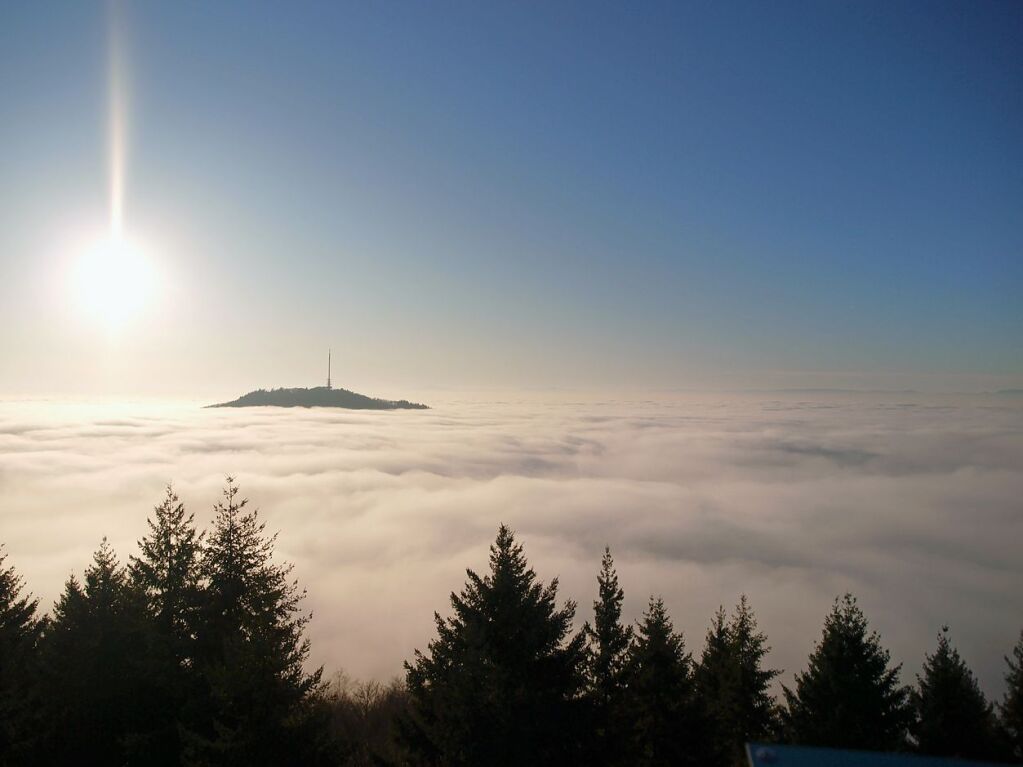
[0,481,1021,766]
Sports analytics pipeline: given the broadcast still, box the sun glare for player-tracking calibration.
[72,236,155,330]
[65,6,157,336]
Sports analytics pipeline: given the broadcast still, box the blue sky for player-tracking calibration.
[1,1,1020,394]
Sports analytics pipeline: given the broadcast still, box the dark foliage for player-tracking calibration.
[0,548,42,766]
[695,595,780,766]
[1003,630,1023,762]
[403,524,587,766]
[188,477,323,766]
[36,539,156,765]
[624,596,711,766]
[912,626,1002,760]
[781,594,912,750]
[581,547,633,766]
[131,485,203,658]
[128,486,205,763]
[322,673,412,766]
[209,387,428,410]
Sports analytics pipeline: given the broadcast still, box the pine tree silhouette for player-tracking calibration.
[1002,629,1023,762]
[582,547,633,766]
[189,477,322,766]
[127,485,205,764]
[37,539,154,765]
[131,485,203,657]
[696,606,735,767]
[0,547,42,764]
[782,594,911,750]
[403,524,587,766]
[912,626,1001,760]
[625,596,710,766]
[696,595,779,766]
[728,596,781,750]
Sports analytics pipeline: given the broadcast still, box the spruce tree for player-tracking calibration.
[128,486,205,763]
[625,597,709,766]
[782,594,911,750]
[403,524,587,766]
[190,477,322,766]
[1002,629,1023,762]
[912,626,1000,760]
[582,547,633,766]
[0,547,42,765]
[695,606,736,767]
[729,596,781,747]
[130,485,203,656]
[36,539,154,765]
[696,596,779,766]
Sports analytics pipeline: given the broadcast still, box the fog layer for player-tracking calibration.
[1,392,1020,697]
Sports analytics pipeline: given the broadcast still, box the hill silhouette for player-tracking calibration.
[208,386,428,410]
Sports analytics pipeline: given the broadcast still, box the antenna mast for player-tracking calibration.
[327,349,331,389]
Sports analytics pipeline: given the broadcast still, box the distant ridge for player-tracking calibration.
[745,388,919,395]
[207,386,428,410]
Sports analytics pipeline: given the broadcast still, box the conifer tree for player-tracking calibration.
[37,539,154,765]
[1002,629,1023,762]
[695,606,735,767]
[582,547,633,766]
[912,626,1000,760]
[128,486,205,763]
[696,596,779,766]
[403,524,587,766]
[625,597,709,766]
[189,477,322,765]
[0,547,42,765]
[729,596,781,748]
[782,594,911,750]
[130,485,202,656]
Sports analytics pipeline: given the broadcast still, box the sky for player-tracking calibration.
[2,392,1021,698]
[1,1,1021,396]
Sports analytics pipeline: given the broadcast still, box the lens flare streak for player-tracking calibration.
[108,4,126,238]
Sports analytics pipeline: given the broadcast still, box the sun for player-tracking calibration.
[72,235,155,331]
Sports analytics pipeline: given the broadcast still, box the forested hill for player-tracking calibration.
[208,386,429,410]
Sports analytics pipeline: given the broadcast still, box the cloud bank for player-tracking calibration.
[1,392,1021,698]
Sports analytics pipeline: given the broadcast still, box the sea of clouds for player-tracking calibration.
[1,391,1021,698]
